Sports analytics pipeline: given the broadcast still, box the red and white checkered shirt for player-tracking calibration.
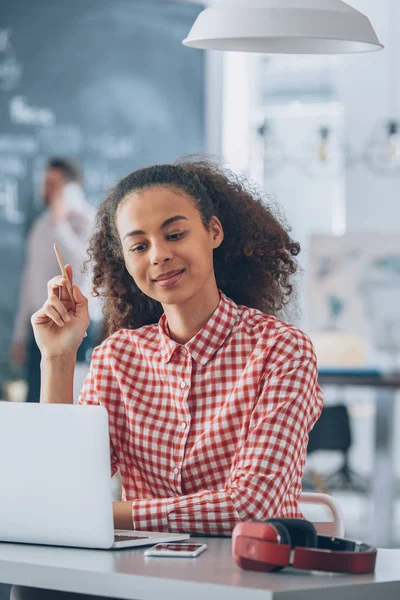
[79,292,323,535]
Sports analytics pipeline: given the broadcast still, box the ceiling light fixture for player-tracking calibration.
[183,0,383,54]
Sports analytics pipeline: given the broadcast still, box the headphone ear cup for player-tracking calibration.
[279,519,318,549]
[265,519,291,545]
[263,520,291,572]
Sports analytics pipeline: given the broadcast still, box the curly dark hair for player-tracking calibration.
[87,156,300,335]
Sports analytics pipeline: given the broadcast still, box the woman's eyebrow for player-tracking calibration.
[123,215,188,241]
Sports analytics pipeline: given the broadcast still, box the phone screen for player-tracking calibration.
[151,544,204,552]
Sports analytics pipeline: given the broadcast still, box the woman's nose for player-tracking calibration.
[150,242,173,265]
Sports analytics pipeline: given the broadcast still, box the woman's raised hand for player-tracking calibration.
[31,264,90,358]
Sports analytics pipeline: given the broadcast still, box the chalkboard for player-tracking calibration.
[0,0,204,378]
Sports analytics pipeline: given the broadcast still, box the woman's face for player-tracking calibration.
[115,186,223,307]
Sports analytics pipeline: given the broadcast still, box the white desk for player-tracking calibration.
[0,538,400,600]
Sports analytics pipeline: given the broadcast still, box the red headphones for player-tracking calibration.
[232,518,377,575]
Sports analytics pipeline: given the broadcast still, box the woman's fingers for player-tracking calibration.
[72,284,89,319]
[49,296,72,322]
[60,264,74,304]
[43,298,71,327]
[48,275,72,303]
[46,276,88,317]
[43,302,65,328]
[48,275,67,295]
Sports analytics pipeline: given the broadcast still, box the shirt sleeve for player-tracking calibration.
[130,348,323,535]
[78,346,120,478]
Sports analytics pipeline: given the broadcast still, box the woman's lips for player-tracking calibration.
[153,269,185,288]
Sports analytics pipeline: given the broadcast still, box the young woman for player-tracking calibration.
[31,157,323,535]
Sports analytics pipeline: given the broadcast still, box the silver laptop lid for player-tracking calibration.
[0,402,114,548]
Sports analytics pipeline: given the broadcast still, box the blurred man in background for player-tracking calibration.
[11,158,98,402]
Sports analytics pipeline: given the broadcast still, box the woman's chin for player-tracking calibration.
[155,289,192,306]
[151,282,197,307]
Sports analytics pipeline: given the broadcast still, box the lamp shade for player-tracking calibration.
[182,0,384,54]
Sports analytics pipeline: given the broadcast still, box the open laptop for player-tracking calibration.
[0,402,190,549]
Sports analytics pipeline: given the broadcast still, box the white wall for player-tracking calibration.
[205,51,224,155]
[338,0,400,232]
[219,0,400,234]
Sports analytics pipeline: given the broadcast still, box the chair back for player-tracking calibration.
[299,492,345,537]
[307,404,351,454]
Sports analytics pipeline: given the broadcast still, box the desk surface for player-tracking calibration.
[1,538,400,600]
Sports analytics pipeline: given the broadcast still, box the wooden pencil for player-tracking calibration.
[53,243,76,312]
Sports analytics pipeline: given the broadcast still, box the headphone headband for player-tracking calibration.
[293,537,377,574]
[232,521,377,575]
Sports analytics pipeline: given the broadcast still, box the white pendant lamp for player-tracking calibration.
[182,0,384,54]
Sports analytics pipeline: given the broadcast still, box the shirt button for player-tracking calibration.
[173,467,179,475]
[180,381,187,389]
[181,422,187,430]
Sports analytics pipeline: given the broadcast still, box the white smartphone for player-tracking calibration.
[144,542,208,558]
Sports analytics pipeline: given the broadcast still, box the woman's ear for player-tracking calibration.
[209,216,224,249]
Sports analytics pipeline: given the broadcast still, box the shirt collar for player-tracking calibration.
[158,292,238,365]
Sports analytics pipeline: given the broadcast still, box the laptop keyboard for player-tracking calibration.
[114,534,150,542]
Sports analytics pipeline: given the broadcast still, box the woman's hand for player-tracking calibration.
[31,264,90,359]
[113,502,134,530]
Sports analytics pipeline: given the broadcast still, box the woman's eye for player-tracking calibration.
[167,232,185,241]
[130,244,146,253]
[129,232,185,252]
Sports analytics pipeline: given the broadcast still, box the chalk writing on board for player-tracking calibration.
[9,96,56,127]
[0,0,204,370]
[87,133,136,160]
[0,29,23,91]
[38,124,83,155]
[0,134,37,154]
[0,155,27,178]
[84,161,119,204]
[0,176,24,224]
